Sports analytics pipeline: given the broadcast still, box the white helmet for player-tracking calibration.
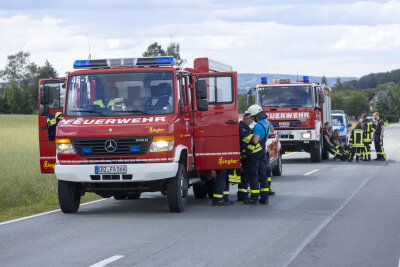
[245,104,263,116]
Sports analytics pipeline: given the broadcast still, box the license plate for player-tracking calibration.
[279,131,289,135]
[95,165,127,174]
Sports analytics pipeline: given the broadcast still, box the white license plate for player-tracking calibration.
[279,131,290,135]
[95,165,127,174]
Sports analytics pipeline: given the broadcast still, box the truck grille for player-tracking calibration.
[71,137,152,157]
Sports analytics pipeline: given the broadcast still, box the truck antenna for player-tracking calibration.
[86,32,92,59]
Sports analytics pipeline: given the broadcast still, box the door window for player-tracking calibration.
[47,82,65,109]
[199,76,233,104]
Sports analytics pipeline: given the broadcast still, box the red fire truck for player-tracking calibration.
[38,57,244,213]
[249,76,331,162]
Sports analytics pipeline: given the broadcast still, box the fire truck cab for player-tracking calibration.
[250,76,331,162]
[38,57,240,213]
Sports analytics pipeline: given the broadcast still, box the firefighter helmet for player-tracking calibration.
[245,104,263,117]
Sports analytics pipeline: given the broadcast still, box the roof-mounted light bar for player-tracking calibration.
[73,56,176,69]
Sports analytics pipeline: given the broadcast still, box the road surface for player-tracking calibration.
[1,124,400,267]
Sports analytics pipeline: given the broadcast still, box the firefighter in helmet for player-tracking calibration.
[373,112,386,161]
[362,114,375,161]
[243,104,270,205]
[349,121,364,162]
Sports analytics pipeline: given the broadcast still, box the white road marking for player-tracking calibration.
[89,255,124,267]
[0,199,106,227]
[304,169,319,176]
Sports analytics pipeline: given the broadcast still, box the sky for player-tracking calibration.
[0,0,399,78]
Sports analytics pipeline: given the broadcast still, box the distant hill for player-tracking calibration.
[340,69,400,90]
[237,73,357,94]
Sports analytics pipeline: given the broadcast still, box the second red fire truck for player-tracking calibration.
[249,76,331,162]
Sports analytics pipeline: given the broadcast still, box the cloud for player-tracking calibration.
[0,1,399,78]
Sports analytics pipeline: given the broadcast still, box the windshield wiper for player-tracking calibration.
[115,110,150,115]
[70,109,107,116]
[264,105,281,107]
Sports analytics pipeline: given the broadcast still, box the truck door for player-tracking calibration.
[193,73,240,170]
[38,78,66,173]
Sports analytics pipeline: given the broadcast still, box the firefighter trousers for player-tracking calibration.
[247,157,269,201]
[238,159,249,201]
[265,159,272,191]
[374,137,386,159]
[363,141,371,160]
[349,147,363,161]
[213,169,230,202]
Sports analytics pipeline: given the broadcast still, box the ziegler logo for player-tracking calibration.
[218,157,238,166]
[149,127,165,133]
[43,161,55,169]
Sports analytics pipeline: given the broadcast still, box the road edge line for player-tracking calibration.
[304,169,319,176]
[0,199,106,227]
[284,143,398,267]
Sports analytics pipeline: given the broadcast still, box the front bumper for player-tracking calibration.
[278,129,319,142]
[55,162,179,182]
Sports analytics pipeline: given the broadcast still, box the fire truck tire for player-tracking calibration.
[167,164,188,213]
[193,183,207,199]
[272,152,283,176]
[127,192,141,200]
[310,141,322,162]
[58,180,81,213]
[113,193,127,200]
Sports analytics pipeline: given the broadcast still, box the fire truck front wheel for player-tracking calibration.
[167,164,188,213]
[58,180,81,213]
[310,141,322,162]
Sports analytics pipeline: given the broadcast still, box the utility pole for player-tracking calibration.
[86,32,92,59]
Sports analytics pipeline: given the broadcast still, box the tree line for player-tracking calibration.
[0,51,58,114]
[331,74,400,122]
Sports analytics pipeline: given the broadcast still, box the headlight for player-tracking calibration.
[56,139,75,154]
[150,136,174,152]
[302,132,311,139]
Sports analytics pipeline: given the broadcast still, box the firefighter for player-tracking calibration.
[362,114,375,161]
[46,111,63,141]
[349,121,364,162]
[237,114,253,201]
[212,169,234,206]
[373,112,386,161]
[244,104,270,205]
[330,129,347,161]
[323,123,343,159]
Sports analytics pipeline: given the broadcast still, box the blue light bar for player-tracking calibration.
[73,60,90,68]
[303,76,310,83]
[73,57,176,69]
[82,147,92,153]
[261,77,268,84]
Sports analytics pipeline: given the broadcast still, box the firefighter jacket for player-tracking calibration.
[350,126,364,148]
[46,112,63,141]
[239,121,253,158]
[362,119,375,142]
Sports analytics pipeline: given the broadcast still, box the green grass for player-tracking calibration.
[0,114,100,222]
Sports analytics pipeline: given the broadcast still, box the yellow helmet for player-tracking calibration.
[245,104,263,116]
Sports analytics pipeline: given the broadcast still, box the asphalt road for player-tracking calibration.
[1,124,400,267]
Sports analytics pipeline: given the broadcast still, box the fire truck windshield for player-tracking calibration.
[257,86,313,108]
[65,71,174,117]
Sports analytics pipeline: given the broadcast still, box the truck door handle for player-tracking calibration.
[225,120,238,125]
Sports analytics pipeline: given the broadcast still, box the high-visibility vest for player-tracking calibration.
[350,128,364,148]
[93,99,115,108]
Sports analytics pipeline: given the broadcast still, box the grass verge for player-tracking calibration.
[0,114,101,222]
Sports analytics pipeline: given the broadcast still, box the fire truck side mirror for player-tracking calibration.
[246,87,255,107]
[40,85,50,105]
[195,79,207,99]
[318,92,325,104]
[197,99,208,111]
